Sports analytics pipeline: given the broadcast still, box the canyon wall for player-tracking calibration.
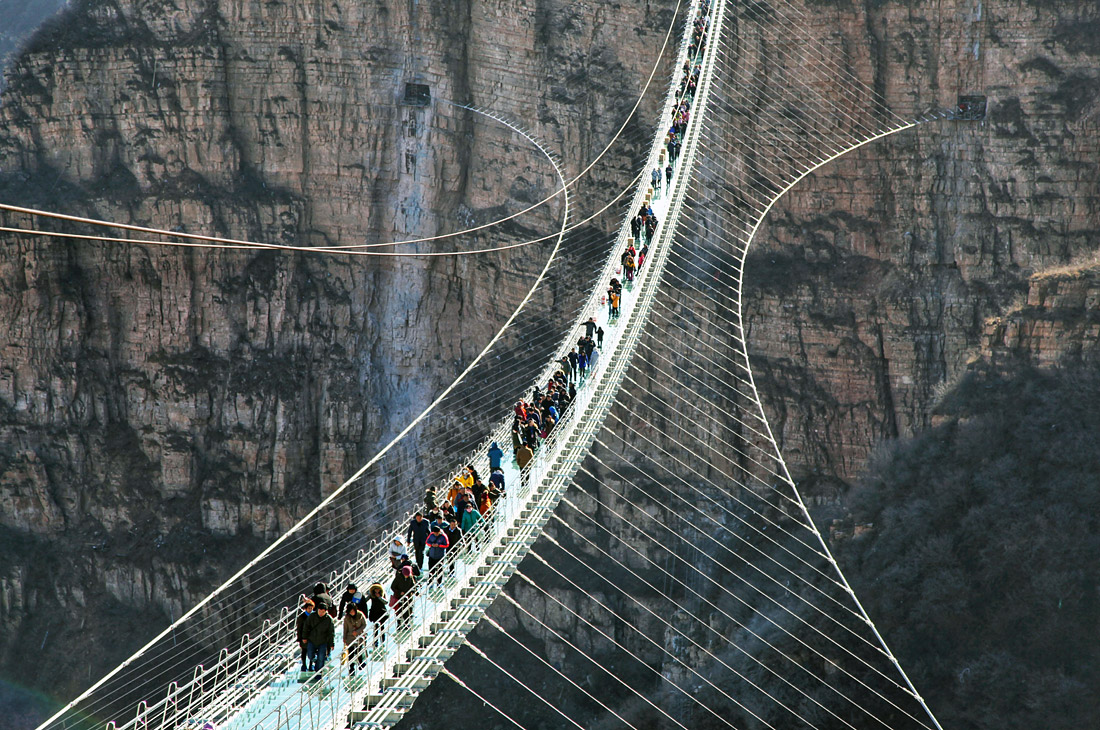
[1,0,1098,726]
[745,0,1100,496]
[0,0,673,712]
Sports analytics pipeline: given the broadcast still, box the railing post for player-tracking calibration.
[159,682,177,730]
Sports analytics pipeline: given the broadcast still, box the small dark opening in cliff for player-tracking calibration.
[954,95,987,121]
[403,82,431,106]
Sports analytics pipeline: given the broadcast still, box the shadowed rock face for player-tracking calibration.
[0,0,66,80]
[0,0,672,714]
[744,0,1100,496]
[0,0,1098,727]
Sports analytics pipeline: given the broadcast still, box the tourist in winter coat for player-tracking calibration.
[390,566,416,630]
[426,525,450,585]
[367,583,387,648]
[523,420,540,449]
[311,582,334,612]
[488,441,503,470]
[296,599,314,671]
[406,512,430,569]
[444,518,463,552]
[426,525,450,571]
[489,467,505,493]
[304,604,335,671]
[460,502,482,535]
[342,603,367,673]
[516,442,534,472]
[337,583,361,618]
[389,538,407,569]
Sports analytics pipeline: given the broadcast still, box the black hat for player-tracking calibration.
[347,603,358,611]
[347,583,357,591]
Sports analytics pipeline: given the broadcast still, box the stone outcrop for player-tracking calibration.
[983,263,1100,364]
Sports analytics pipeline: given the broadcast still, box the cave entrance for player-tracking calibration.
[954,94,987,120]
[403,82,431,107]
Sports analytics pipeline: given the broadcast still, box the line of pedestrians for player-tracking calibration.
[291,0,715,680]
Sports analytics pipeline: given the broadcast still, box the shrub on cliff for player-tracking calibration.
[838,360,1100,730]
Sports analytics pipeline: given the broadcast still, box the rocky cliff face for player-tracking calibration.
[983,262,1100,365]
[744,0,1100,495]
[2,0,1098,725]
[0,0,673,712]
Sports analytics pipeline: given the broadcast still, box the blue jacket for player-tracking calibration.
[426,532,450,561]
[488,442,503,470]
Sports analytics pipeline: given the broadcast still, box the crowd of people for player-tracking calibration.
[290,0,713,678]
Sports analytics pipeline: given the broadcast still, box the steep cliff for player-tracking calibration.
[745,0,1100,494]
[2,0,1099,727]
[0,0,674,715]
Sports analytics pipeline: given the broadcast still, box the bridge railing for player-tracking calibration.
[105,1,714,727]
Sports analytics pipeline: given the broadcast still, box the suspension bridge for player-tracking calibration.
[25,0,963,728]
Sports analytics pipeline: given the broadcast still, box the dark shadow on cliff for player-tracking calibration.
[836,357,1100,730]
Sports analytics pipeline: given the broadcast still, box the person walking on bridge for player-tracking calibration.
[296,598,314,672]
[488,441,503,471]
[426,524,450,584]
[337,583,361,618]
[342,603,367,674]
[304,603,335,672]
[390,566,416,633]
[407,512,430,570]
[366,583,387,651]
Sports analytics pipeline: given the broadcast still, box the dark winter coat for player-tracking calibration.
[337,590,362,618]
[391,572,416,599]
[407,517,430,546]
[368,595,387,623]
[444,525,463,551]
[488,442,503,470]
[303,612,335,648]
[296,610,312,642]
